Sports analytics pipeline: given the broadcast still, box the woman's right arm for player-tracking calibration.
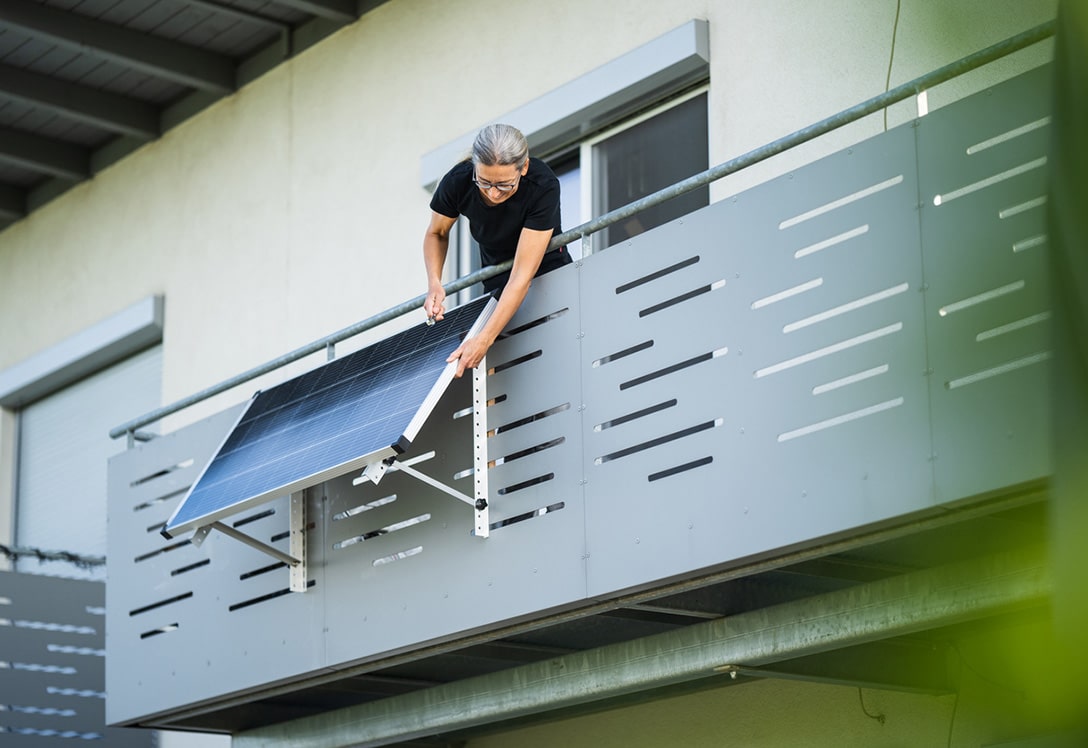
[423,210,458,321]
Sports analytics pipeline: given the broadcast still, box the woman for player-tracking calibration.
[423,124,569,377]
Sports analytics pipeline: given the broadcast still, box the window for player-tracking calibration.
[452,89,709,304]
[14,346,161,579]
[584,89,709,251]
[425,19,711,303]
[0,297,163,579]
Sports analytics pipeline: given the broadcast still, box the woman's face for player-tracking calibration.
[474,160,529,206]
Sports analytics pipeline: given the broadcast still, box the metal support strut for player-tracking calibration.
[352,358,491,537]
[189,491,308,591]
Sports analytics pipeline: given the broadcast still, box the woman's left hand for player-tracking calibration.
[448,334,493,378]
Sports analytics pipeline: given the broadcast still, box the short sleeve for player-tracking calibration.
[523,173,560,232]
[429,163,469,219]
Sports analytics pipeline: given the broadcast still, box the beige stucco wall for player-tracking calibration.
[0,0,1057,425]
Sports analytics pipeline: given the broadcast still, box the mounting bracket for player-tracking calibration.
[190,490,307,591]
[352,357,491,537]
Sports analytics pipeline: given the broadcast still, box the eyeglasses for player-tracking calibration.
[472,171,521,193]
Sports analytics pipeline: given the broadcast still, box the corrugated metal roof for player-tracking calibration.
[0,0,387,230]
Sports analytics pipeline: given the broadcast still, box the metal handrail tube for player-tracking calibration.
[109,20,1054,439]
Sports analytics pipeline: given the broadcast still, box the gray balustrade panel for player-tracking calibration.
[916,64,1052,502]
[578,123,935,596]
[106,404,327,725]
[323,269,587,666]
[0,570,151,746]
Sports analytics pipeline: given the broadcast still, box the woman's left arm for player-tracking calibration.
[447,226,554,377]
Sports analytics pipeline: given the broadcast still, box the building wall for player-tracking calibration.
[0,0,1056,421]
[0,0,1059,745]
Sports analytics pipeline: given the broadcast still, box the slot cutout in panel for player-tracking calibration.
[491,403,571,436]
[271,521,314,543]
[778,398,904,442]
[229,581,315,612]
[593,340,654,368]
[945,351,1051,390]
[133,488,185,512]
[933,158,1046,206]
[502,308,570,338]
[497,473,555,496]
[490,350,543,375]
[170,559,210,577]
[966,116,1050,154]
[234,509,275,528]
[490,437,565,468]
[938,281,1024,317]
[780,175,903,229]
[334,514,431,550]
[453,394,507,420]
[648,456,713,482]
[129,459,194,488]
[129,593,192,617]
[639,280,725,317]
[240,563,287,581]
[596,399,678,432]
[333,494,396,521]
[616,256,700,294]
[620,349,726,390]
[373,546,422,566]
[595,419,722,465]
[139,623,178,640]
[784,283,909,333]
[491,502,565,530]
[134,540,190,563]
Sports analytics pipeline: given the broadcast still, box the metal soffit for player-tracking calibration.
[195,492,1051,739]
[0,0,388,231]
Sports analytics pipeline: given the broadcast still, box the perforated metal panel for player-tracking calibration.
[106,65,1052,725]
[323,273,586,664]
[917,64,1053,502]
[107,403,327,725]
[579,123,934,595]
[0,571,152,746]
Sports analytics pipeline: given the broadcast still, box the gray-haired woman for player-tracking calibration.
[423,123,569,377]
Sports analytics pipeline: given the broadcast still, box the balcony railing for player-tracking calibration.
[105,29,1054,733]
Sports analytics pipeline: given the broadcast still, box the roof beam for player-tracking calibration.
[0,126,89,181]
[0,184,26,221]
[267,0,357,24]
[234,546,1050,748]
[0,64,159,140]
[0,0,235,94]
[182,0,292,32]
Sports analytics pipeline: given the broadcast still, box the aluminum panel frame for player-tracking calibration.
[916,64,1053,503]
[106,403,327,726]
[0,570,153,746]
[579,124,935,597]
[322,266,587,668]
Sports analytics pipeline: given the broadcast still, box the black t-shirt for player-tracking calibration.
[430,157,569,292]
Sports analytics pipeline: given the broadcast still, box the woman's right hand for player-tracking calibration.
[424,282,446,323]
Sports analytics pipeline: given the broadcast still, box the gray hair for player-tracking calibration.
[471,124,529,168]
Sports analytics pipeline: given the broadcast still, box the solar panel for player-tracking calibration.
[163,296,496,538]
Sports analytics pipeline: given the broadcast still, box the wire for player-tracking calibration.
[884,0,903,131]
[0,543,104,569]
[945,690,960,747]
[858,687,886,725]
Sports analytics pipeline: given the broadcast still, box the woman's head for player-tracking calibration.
[472,124,529,169]
[471,124,530,205]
